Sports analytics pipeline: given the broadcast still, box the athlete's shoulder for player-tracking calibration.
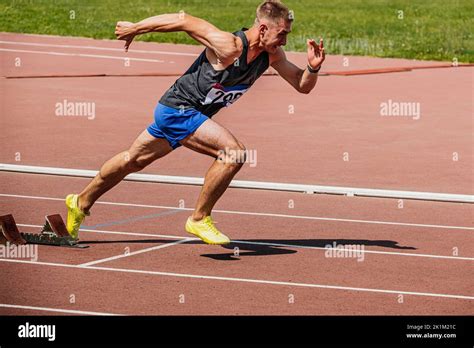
[233,34,244,56]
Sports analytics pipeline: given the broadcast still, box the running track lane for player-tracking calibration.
[0,173,472,315]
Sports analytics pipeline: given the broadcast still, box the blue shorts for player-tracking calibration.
[147,103,209,149]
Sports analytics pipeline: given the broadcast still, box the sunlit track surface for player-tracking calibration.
[0,33,472,316]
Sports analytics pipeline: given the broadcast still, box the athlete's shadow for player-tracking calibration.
[200,239,416,261]
[79,238,416,262]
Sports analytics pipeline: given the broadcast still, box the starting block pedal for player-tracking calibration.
[0,214,26,245]
[0,214,88,249]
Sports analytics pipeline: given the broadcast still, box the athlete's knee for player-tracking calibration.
[217,142,247,167]
[122,151,151,173]
[236,142,247,164]
[124,159,147,173]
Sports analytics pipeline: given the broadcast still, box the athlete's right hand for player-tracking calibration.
[115,21,137,52]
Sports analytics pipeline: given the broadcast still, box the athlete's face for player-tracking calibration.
[259,19,292,54]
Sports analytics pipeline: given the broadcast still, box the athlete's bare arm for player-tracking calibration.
[115,13,242,65]
[270,39,325,94]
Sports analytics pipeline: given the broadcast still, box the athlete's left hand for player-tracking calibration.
[307,38,325,70]
[115,21,137,52]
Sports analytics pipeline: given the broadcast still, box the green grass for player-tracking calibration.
[1,0,473,62]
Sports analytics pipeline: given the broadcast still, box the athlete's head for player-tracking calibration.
[255,0,293,53]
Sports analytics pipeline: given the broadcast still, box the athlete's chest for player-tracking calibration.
[201,55,268,107]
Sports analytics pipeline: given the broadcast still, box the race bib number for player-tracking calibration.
[202,83,249,106]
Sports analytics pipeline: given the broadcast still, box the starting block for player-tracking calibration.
[0,214,88,248]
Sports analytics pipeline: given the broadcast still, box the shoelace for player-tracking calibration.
[72,209,87,228]
[72,216,83,229]
[204,218,220,235]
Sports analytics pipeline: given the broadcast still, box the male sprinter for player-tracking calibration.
[66,0,325,245]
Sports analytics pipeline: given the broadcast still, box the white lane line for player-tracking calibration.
[213,209,474,231]
[16,223,474,261]
[78,238,192,267]
[0,48,165,63]
[2,193,473,231]
[1,258,473,300]
[0,40,200,57]
[0,303,120,316]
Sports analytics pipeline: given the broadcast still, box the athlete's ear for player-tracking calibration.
[259,23,268,36]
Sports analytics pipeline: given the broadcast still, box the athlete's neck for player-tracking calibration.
[245,26,265,55]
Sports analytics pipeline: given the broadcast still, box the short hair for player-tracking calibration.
[256,0,293,24]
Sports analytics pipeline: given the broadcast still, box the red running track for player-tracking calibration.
[0,33,473,315]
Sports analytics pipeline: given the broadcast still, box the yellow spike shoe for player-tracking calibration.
[65,194,89,239]
[185,216,230,245]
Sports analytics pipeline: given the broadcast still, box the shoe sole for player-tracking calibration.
[65,195,82,239]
